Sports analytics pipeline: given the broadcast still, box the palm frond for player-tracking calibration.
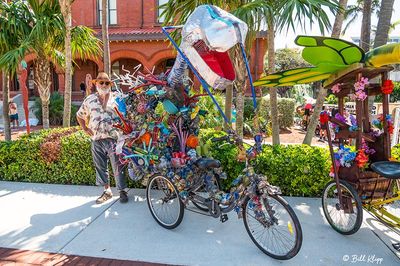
[71,26,102,60]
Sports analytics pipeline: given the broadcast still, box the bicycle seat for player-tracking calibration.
[370,161,400,179]
[195,158,221,170]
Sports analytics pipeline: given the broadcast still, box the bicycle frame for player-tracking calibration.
[364,193,400,228]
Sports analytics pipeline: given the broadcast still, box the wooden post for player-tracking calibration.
[363,88,370,132]
[382,72,391,160]
[356,73,363,150]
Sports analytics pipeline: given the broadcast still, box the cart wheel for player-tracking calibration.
[322,180,363,235]
[146,174,184,229]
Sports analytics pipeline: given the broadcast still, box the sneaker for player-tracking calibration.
[96,191,113,204]
[119,190,128,203]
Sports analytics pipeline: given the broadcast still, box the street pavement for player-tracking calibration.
[0,181,399,266]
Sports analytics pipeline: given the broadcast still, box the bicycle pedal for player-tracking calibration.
[220,214,228,223]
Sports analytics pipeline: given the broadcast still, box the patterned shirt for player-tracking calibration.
[77,92,120,141]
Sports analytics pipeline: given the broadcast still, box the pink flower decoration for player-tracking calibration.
[332,83,342,93]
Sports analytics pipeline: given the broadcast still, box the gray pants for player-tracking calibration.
[91,138,127,191]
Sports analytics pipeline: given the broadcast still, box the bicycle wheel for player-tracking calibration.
[243,194,303,260]
[146,174,184,229]
[322,180,363,235]
[191,173,221,212]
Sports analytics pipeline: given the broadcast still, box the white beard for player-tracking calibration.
[96,87,110,95]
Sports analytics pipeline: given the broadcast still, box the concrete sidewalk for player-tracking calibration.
[0,181,399,266]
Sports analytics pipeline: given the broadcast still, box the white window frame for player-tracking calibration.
[98,0,117,25]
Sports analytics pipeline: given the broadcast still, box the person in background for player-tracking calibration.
[76,72,128,204]
[9,100,19,128]
[80,82,86,97]
[303,102,312,130]
[319,106,328,142]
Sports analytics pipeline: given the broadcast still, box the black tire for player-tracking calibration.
[146,174,184,229]
[191,173,221,212]
[322,180,363,235]
[243,194,303,260]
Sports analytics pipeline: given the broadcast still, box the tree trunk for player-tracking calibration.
[232,45,246,139]
[102,0,111,76]
[374,0,394,48]
[360,0,372,51]
[34,57,52,129]
[2,72,11,141]
[303,0,348,145]
[303,82,326,144]
[61,0,72,127]
[267,18,279,145]
[224,83,233,130]
[331,0,348,38]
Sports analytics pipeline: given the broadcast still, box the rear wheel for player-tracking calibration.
[322,180,363,235]
[146,174,184,229]
[243,195,302,260]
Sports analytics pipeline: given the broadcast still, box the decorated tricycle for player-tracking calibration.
[254,36,400,250]
[112,5,302,260]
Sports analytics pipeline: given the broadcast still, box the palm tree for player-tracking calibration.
[374,0,395,48]
[303,0,349,145]
[0,0,101,129]
[266,0,338,145]
[0,0,32,140]
[59,0,73,127]
[360,0,372,51]
[101,0,111,76]
[161,1,337,141]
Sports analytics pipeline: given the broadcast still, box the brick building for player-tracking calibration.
[1,0,267,101]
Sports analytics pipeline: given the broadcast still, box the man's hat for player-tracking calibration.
[92,72,112,84]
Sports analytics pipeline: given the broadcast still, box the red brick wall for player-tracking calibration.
[71,0,159,28]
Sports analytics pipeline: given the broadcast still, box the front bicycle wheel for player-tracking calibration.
[146,174,184,229]
[322,180,363,235]
[243,195,302,260]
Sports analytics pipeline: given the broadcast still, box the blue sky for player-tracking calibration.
[275,0,400,49]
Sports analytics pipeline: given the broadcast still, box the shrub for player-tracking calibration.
[197,93,225,129]
[9,128,400,197]
[199,129,332,196]
[32,92,79,126]
[259,96,295,129]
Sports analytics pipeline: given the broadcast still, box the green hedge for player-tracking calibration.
[259,96,295,129]
[5,128,398,197]
[0,127,95,184]
[200,128,331,196]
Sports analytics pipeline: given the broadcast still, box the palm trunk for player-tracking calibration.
[61,0,72,127]
[224,83,233,130]
[232,45,246,139]
[331,0,348,38]
[303,0,348,145]
[102,0,111,76]
[34,57,52,129]
[303,82,326,144]
[374,0,394,48]
[2,72,11,141]
[267,18,279,145]
[360,0,372,51]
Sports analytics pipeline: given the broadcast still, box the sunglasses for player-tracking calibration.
[98,81,111,86]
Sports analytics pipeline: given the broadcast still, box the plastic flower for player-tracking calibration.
[353,77,369,101]
[332,83,342,93]
[356,149,369,168]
